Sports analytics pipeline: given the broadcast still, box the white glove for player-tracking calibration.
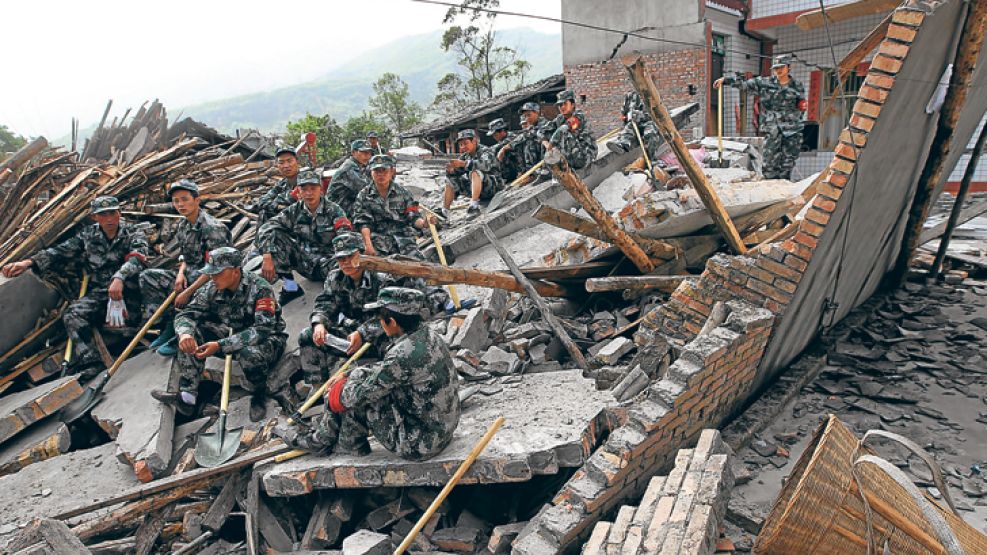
[105,299,128,328]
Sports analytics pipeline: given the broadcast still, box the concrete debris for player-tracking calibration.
[594,336,635,365]
[0,417,71,478]
[479,346,520,376]
[0,376,82,445]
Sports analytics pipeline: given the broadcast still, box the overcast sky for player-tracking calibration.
[2,0,560,139]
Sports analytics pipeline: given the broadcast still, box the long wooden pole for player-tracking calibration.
[482,225,589,369]
[531,205,679,258]
[543,149,656,273]
[624,56,747,255]
[893,0,987,283]
[931,119,987,278]
[394,416,505,555]
[585,275,687,293]
[423,208,461,309]
[0,137,48,177]
[358,255,573,298]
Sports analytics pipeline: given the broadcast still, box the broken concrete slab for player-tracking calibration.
[90,350,177,482]
[341,529,390,555]
[0,417,71,477]
[0,273,60,359]
[450,307,489,353]
[261,371,616,496]
[0,376,82,445]
[595,337,635,365]
[480,346,520,376]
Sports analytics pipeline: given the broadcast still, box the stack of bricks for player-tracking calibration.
[582,429,733,555]
[564,47,707,139]
[515,6,929,552]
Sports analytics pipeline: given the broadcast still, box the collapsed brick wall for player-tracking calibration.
[564,47,708,140]
[583,429,733,555]
[516,6,934,553]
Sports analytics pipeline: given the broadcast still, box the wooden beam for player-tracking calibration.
[0,137,49,177]
[531,204,680,258]
[482,225,589,369]
[821,15,892,121]
[932,119,987,277]
[894,0,987,283]
[544,149,657,272]
[796,0,900,30]
[624,56,748,255]
[357,255,574,298]
[584,275,687,293]
[919,198,987,245]
[520,261,616,281]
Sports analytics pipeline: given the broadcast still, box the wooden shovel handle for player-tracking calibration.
[106,290,178,378]
[63,273,91,364]
[288,342,370,425]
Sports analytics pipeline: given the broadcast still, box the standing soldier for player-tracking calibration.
[152,247,288,422]
[487,118,522,183]
[499,101,548,176]
[255,146,300,225]
[0,196,149,377]
[366,131,386,155]
[540,90,598,170]
[327,140,373,215]
[441,129,503,217]
[257,170,353,305]
[606,91,663,161]
[353,155,431,257]
[140,180,232,356]
[715,54,806,179]
[275,287,460,461]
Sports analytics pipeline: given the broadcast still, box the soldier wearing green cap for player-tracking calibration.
[499,101,549,177]
[353,155,431,257]
[152,246,288,421]
[539,90,598,170]
[606,91,664,161]
[366,131,387,155]
[715,53,806,179]
[442,129,504,217]
[139,180,232,356]
[327,140,373,214]
[257,169,353,305]
[256,146,300,225]
[1,196,150,376]
[487,118,522,183]
[276,286,460,460]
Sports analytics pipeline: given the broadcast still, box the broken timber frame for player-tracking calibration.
[585,275,687,293]
[894,0,987,283]
[531,204,680,258]
[624,55,748,255]
[544,149,657,273]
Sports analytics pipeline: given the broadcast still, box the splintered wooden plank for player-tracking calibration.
[0,376,83,445]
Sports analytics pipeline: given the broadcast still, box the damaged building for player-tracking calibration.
[0,0,986,554]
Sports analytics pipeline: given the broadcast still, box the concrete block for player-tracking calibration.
[430,526,482,553]
[341,529,390,555]
[450,307,489,353]
[480,346,520,376]
[91,350,177,482]
[0,273,59,357]
[595,337,635,365]
[0,418,70,477]
[611,366,649,402]
[0,376,82,445]
[486,521,526,554]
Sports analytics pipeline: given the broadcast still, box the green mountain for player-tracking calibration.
[183,27,561,134]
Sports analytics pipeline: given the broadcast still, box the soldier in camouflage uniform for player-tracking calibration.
[353,155,431,257]
[2,196,149,377]
[366,131,387,156]
[257,170,353,305]
[442,129,504,217]
[540,90,598,170]
[716,54,806,179]
[152,247,288,422]
[498,101,548,176]
[276,287,460,461]
[139,180,232,356]
[606,91,663,161]
[487,118,522,183]
[255,146,300,225]
[327,140,373,215]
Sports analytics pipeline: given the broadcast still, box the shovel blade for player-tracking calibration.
[60,371,110,423]
[194,427,244,467]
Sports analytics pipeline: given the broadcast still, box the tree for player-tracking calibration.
[0,125,27,156]
[368,73,424,135]
[342,112,394,148]
[282,113,346,165]
[429,74,470,117]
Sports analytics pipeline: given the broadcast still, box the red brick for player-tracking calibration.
[800,220,825,238]
[830,157,856,175]
[870,54,903,74]
[813,197,837,213]
[891,9,925,28]
[774,278,797,294]
[757,258,803,282]
[849,114,875,133]
[886,23,918,43]
[805,207,831,226]
[827,172,849,187]
[865,73,895,90]
[794,231,818,249]
[839,129,867,148]
[853,99,883,118]
[878,40,910,59]
[858,85,889,104]
[817,182,843,202]
[834,142,858,162]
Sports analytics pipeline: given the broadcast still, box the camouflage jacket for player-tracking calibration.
[541,109,595,144]
[327,157,370,214]
[621,91,653,126]
[310,268,392,347]
[450,143,502,179]
[175,271,287,354]
[352,182,421,239]
[340,325,460,460]
[722,75,805,128]
[176,209,232,281]
[255,177,296,223]
[257,198,352,258]
[32,221,150,289]
[507,117,549,168]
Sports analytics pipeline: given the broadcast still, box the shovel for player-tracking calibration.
[59,273,90,378]
[423,207,461,310]
[194,332,243,467]
[709,84,731,169]
[61,290,178,423]
[630,119,658,181]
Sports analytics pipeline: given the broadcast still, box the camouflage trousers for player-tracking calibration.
[297,326,386,385]
[762,124,802,180]
[368,232,423,259]
[447,170,502,202]
[138,268,184,321]
[553,129,598,170]
[265,230,333,282]
[64,285,142,371]
[176,323,286,394]
[499,151,524,184]
[518,138,545,173]
[614,120,663,161]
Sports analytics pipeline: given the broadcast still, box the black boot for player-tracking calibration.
[151,389,195,417]
[249,391,267,422]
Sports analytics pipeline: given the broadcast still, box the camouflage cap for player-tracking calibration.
[200,247,243,275]
[351,139,373,153]
[519,101,540,113]
[297,169,322,186]
[486,118,507,136]
[772,54,795,69]
[275,145,297,158]
[556,90,576,104]
[366,131,379,139]
[332,232,364,258]
[369,154,396,170]
[168,179,199,198]
[456,129,477,141]
[364,286,425,316]
[91,196,121,214]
